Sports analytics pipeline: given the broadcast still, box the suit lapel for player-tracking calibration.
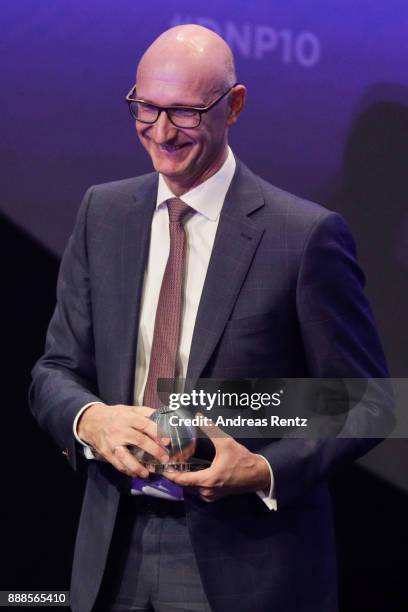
[119,173,158,403]
[186,161,265,385]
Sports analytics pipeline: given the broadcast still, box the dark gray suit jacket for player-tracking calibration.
[30,160,391,612]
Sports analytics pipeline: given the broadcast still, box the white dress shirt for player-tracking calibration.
[73,147,276,510]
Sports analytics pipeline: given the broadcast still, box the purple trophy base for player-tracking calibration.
[131,474,184,500]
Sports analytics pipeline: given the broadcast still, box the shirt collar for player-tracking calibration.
[156,146,236,221]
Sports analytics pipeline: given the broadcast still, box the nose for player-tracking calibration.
[152,110,178,143]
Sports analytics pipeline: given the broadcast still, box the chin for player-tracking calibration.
[153,159,180,176]
[152,156,191,178]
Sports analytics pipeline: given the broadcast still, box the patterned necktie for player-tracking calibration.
[143,198,194,409]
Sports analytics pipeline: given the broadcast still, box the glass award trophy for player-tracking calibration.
[129,405,210,473]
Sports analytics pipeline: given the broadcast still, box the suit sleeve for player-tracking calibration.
[257,212,394,508]
[29,187,103,471]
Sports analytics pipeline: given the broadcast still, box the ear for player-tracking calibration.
[227,84,247,126]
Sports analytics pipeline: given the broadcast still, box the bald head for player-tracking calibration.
[136,25,236,100]
[133,25,246,196]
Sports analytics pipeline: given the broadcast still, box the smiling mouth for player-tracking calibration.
[157,143,191,153]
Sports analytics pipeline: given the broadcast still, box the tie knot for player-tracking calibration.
[166,198,194,223]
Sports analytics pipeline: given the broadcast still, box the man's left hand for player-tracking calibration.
[163,417,270,502]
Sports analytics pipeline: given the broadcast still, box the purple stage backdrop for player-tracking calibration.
[2,1,408,487]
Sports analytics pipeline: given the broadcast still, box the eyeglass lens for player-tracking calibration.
[129,102,201,128]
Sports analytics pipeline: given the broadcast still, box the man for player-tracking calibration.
[30,24,390,612]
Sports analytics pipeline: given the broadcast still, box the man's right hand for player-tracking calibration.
[77,403,170,478]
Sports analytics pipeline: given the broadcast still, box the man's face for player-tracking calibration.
[135,68,231,191]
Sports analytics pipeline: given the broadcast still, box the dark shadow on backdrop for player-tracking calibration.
[322,83,408,377]
[318,83,408,610]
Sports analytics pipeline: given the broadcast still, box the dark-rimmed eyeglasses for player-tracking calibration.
[125,83,238,128]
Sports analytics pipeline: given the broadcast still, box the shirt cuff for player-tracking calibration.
[73,402,103,460]
[255,454,277,511]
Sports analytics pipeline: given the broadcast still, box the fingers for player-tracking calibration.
[198,487,219,503]
[89,405,171,475]
[106,409,170,460]
[124,429,170,463]
[105,444,149,478]
[163,466,213,487]
[163,468,219,502]
[131,405,156,419]
[99,428,169,475]
[128,412,168,446]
